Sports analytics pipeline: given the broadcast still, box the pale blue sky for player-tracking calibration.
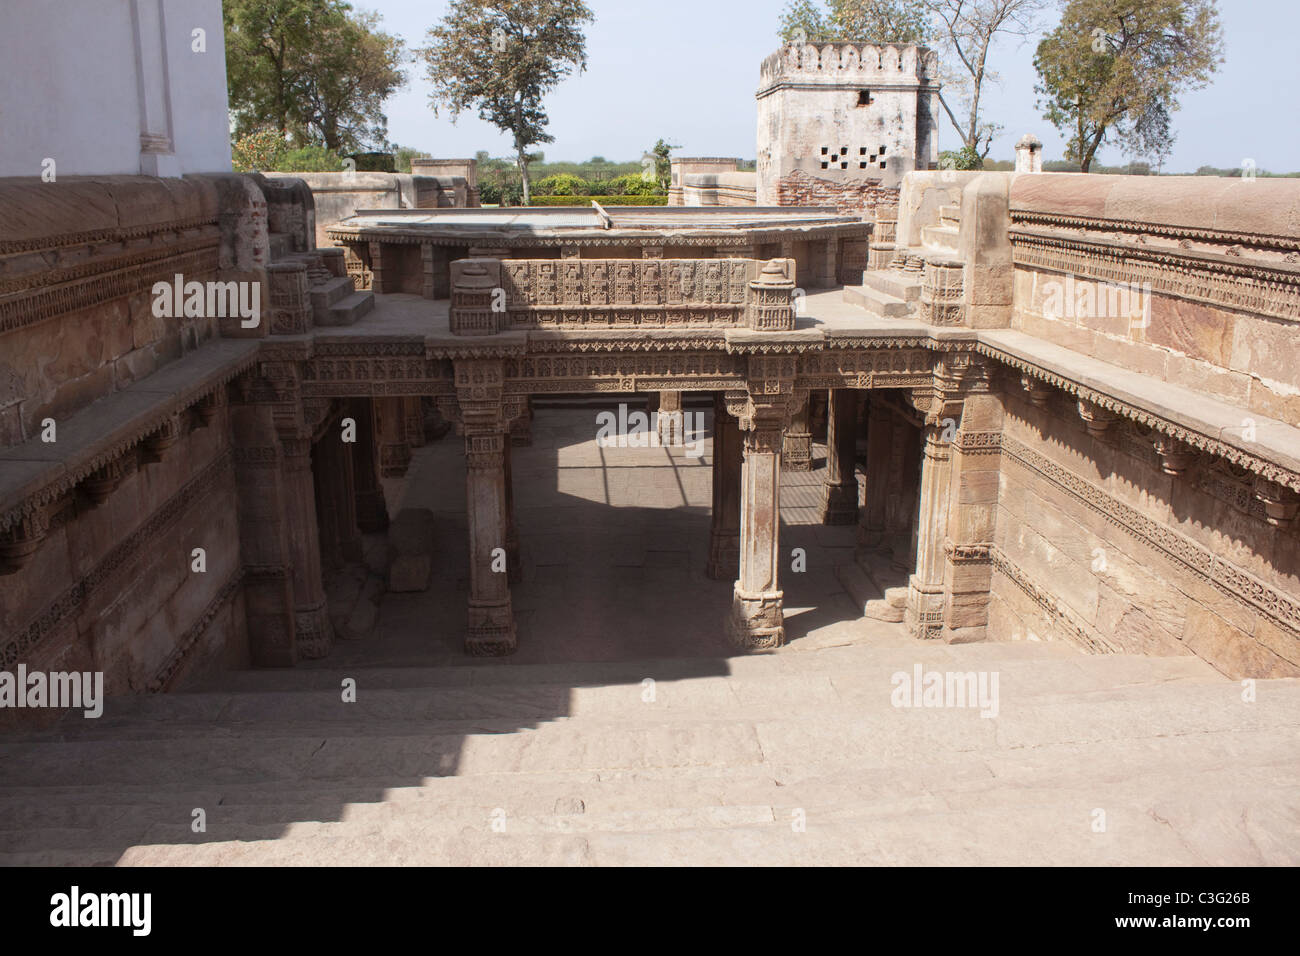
[369,0,1298,172]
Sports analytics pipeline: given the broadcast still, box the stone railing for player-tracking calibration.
[449,257,798,335]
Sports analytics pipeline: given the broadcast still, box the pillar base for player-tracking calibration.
[467,602,517,656]
[727,585,784,649]
[295,603,334,659]
[904,578,944,641]
[820,480,859,525]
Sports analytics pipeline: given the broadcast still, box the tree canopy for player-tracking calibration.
[224,0,406,153]
[1034,0,1224,171]
[778,0,931,44]
[418,0,595,204]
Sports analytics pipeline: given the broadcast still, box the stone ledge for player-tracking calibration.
[978,328,1300,488]
[0,339,259,531]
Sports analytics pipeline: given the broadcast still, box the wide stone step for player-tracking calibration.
[920,224,960,253]
[861,269,922,301]
[24,656,1222,734]
[5,679,1294,789]
[321,290,375,326]
[20,769,1293,867]
[842,284,912,319]
[21,648,1227,732]
[939,204,962,225]
[308,275,354,315]
[835,562,904,621]
[3,726,1295,865]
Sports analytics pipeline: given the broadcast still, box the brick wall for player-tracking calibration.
[775,170,899,217]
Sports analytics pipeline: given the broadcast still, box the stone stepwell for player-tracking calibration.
[1,638,1296,866]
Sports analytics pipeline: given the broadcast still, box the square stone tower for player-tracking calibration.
[756,43,941,205]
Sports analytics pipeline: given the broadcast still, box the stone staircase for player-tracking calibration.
[269,230,376,328]
[1,639,1296,866]
[843,202,962,321]
[919,204,962,254]
[835,553,909,623]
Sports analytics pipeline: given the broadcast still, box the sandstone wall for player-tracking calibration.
[0,176,227,447]
[264,172,471,247]
[0,174,269,710]
[989,384,1299,678]
[980,174,1300,679]
[1008,175,1300,423]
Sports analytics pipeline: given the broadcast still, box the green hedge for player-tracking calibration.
[528,195,668,206]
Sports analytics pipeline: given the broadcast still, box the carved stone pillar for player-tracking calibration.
[267,261,311,335]
[857,397,892,557]
[782,389,812,471]
[281,435,333,659]
[314,417,362,568]
[510,396,533,446]
[445,359,520,656]
[906,353,998,643]
[375,397,411,478]
[821,388,859,524]
[818,238,837,288]
[906,423,952,641]
[351,398,388,533]
[726,389,790,649]
[421,243,436,299]
[368,241,386,294]
[504,439,520,584]
[657,390,683,446]
[707,393,742,581]
[404,397,426,448]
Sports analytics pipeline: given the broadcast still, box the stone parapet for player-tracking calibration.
[449,257,799,334]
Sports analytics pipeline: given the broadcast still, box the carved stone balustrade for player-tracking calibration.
[448,257,799,335]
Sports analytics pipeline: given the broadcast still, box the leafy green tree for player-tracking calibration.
[224,0,406,152]
[419,0,595,205]
[1034,0,1224,172]
[650,138,679,189]
[778,0,930,44]
[394,146,433,173]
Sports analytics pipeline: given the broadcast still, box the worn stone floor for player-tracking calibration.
[0,406,1296,865]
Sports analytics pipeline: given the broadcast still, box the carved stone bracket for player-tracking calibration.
[0,509,50,575]
[1254,478,1300,527]
[1077,399,1119,438]
[1020,373,1054,408]
[1153,436,1199,476]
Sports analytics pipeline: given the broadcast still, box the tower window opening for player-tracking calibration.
[857,90,872,106]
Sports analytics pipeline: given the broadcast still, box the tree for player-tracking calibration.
[778,0,931,44]
[419,0,595,205]
[926,0,1047,162]
[1034,0,1224,172]
[292,8,406,151]
[225,0,406,152]
[650,139,679,189]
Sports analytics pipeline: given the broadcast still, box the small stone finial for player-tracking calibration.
[1015,134,1044,173]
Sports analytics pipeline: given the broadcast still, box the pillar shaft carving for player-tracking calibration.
[449,358,520,656]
